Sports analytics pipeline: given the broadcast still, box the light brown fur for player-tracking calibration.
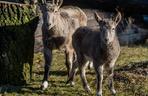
[40,0,87,90]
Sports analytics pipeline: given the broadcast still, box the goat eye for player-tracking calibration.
[112,28,115,31]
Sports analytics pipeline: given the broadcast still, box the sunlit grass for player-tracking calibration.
[117,45,148,66]
[0,46,148,96]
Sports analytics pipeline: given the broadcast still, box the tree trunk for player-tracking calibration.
[0,2,38,85]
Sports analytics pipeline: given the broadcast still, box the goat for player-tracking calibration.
[67,11,121,96]
[39,0,87,90]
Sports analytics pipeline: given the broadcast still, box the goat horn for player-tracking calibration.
[94,11,102,22]
[56,0,59,5]
[58,0,63,8]
[115,10,122,25]
[52,0,55,5]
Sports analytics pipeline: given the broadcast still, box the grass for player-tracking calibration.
[0,45,148,96]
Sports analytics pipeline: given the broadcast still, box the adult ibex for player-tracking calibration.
[39,0,87,90]
[67,11,121,96]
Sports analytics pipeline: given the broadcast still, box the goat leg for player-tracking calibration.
[79,59,91,94]
[41,47,52,90]
[66,61,78,86]
[95,64,104,96]
[108,67,116,95]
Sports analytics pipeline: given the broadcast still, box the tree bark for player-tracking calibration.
[0,2,38,85]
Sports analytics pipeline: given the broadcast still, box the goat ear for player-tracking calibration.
[114,11,122,26]
[94,11,102,23]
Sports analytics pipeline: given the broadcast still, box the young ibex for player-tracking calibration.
[67,11,121,96]
[39,0,87,90]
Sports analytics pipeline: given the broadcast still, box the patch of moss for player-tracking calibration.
[0,3,36,26]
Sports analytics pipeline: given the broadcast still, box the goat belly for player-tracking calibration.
[48,36,66,49]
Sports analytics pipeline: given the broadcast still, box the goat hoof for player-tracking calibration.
[96,93,102,96]
[66,81,75,87]
[111,89,116,95]
[88,62,93,70]
[96,94,102,96]
[70,81,75,87]
[85,86,91,94]
[41,81,48,90]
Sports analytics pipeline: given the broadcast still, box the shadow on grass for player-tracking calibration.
[113,61,148,84]
[0,71,68,95]
[0,83,42,93]
[0,84,51,95]
[115,61,148,76]
[0,85,22,93]
[33,70,68,76]
[0,80,73,95]
[0,61,147,95]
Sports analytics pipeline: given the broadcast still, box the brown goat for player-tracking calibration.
[67,11,121,96]
[39,0,87,90]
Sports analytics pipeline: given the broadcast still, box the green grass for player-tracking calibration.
[0,45,148,96]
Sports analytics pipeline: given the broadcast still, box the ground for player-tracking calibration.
[0,45,148,96]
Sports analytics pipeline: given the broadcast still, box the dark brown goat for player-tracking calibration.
[67,11,121,96]
[39,0,87,90]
